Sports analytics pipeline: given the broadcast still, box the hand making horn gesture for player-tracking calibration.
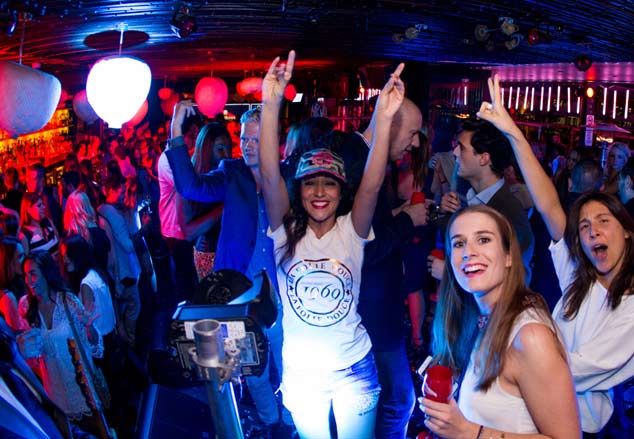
[374,62,406,121]
[476,73,522,139]
[262,50,296,105]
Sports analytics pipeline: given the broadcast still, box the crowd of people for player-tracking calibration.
[0,51,632,439]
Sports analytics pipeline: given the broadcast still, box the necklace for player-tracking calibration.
[477,314,489,329]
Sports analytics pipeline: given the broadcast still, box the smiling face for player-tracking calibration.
[24,259,48,299]
[577,200,630,287]
[449,211,511,307]
[300,174,342,235]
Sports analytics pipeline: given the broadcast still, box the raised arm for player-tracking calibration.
[259,50,296,230]
[477,75,566,241]
[351,63,405,238]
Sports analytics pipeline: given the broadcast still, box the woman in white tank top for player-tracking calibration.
[420,205,580,439]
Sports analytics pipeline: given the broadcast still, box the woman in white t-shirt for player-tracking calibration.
[256,51,403,438]
[478,74,634,436]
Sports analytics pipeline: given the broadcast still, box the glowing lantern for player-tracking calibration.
[236,80,247,96]
[237,77,262,96]
[86,56,151,129]
[158,87,173,100]
[284,84,297,101]
[253,90,262,101]
[195,76,228,118]
[124,99,148,127]
[57,89,70,108]
[161,92,180,116]
[0,61,61,137]
[73,90,99,124]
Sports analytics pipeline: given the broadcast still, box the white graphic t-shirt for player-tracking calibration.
[269,213,373,373]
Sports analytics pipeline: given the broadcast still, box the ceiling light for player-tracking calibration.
[405,24,428,40]
[500,17,519,36]
[504,35,521,50]
[574,54,593,72]
[0,10,17,36]
[170,3,197,38]
[87,56,152,128]
[474,24,492,42]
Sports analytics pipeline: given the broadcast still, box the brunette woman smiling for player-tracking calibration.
[420,205,580,439]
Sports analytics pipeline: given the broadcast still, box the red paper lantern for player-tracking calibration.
[236,80,247,96]
[73,90,99,124]
[284,84,297,101]
[253,90,262,101]
[124,99,148,127]
[158,87,173,100]
[57,89,70,108]
[195,77,228,118]
[0,61,61,137]
[161,92,180,116]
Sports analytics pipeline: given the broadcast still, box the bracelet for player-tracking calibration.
[476,425,484,439]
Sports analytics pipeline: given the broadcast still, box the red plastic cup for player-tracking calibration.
[423,365,453,403]
[430,249,445,260]
[410,191,426,205]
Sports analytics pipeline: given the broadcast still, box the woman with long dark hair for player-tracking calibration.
[60,234,116,344]
[0,237,24,331]
[18,251,104,424]
[258,51,403,438]
[187,122,231,279]
[478,74,634,436]
[420,205,580,438]
[20,192,60,258]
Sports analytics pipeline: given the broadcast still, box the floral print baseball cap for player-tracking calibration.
[294,148,347,183]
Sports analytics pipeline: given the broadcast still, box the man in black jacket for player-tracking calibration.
[341,97,428,439]
[437,118,534,278]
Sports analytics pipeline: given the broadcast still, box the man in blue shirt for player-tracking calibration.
[166,102,293,437]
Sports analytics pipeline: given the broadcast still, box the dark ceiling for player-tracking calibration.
[1,0,634,87]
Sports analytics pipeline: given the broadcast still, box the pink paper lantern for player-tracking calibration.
[237,77,262,96]
[284,84,297,101]
[160,92,180,116]
[195,77,228,118]
[125,99,148,127]
[158,87,173,100]
[73,90,99,124]
[0,61,61,137]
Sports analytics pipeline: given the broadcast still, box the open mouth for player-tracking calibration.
[462,264,486,276]
[592,244,608,260]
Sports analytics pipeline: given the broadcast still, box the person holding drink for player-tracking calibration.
[17,250,105,435]
[419,205,580,438]
[478,74,634,436]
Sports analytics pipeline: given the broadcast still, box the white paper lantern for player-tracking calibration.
[0,61,61,137]
[86,56,151,129]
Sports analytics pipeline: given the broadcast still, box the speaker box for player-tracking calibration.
[136,384,215,439]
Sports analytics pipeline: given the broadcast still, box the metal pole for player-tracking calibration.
[191,319,244,439]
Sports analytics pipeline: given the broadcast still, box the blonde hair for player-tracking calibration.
[63,190,97,243]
